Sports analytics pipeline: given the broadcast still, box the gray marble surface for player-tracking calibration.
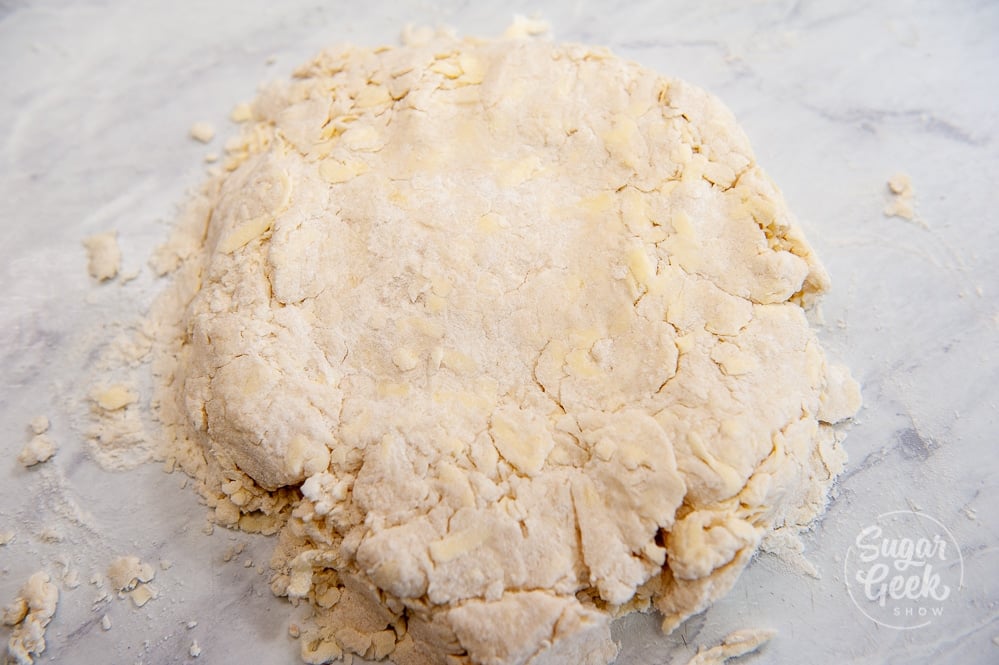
[1,1,997,663]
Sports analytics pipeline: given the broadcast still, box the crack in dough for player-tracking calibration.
[148,28,860,665]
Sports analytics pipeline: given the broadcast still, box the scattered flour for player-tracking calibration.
[86,384,150,470]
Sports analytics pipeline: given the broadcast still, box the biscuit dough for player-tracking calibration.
[149,28,859,665]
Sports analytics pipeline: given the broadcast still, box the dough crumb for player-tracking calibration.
[18,434,56,467]
[887,172,911,195]
[3,572,59,665]
[760,528,819,578]
[186,620,198,629]
[222,542,246,560]
[38,527,62,543]
[189,640,202,658]
[204,152,219,164]
[108,556,154,592]
[86,382,150,470]
[92,384,138,412]
[87,382,152,468]
[189,122,215,143]
[129,584,156,607]
[503,14,550,38]
[883,172,921,224]
[101,614,112,631]
[107,556,157,607]
[61,568,81,590]
[400,24,442,47]
[0,531,14,546]
[687,629,777,665]
[229,102,253,123]
[83,231,121,282]
[29,416,49,435]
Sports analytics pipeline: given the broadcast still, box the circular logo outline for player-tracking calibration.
[844,510,964,630]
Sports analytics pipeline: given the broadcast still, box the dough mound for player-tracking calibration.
[153,29,859,665]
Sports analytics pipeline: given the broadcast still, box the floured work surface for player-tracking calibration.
[117,26,860,665]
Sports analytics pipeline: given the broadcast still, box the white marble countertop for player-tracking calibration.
[1,1,996,663]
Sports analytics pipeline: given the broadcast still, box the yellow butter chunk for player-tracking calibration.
[95,385,137,411]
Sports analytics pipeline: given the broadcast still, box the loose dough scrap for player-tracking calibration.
[883,172,916,221]
[686,628,776,665]
[17,434,56,467]
[18,414,56,467]
[3,572,59,665]
[147,27,860,665]
[190,121,216,144]
[83,231,121,282]
[107,556,158,607]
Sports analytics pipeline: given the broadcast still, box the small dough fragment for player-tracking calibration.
[687,628,777,665]
[189,121,216,143]
[883,172,916,221]
[92,385,138,412]
[29,416,49,435]
[4,572,59,665]
[107,556,155,592]
[18,434,56,467]
[83,231,121,282]
[20,413,55,467]
[230,102,253,123]
[107,556,157,607]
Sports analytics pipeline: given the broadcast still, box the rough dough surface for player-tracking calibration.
[3,572,59,665]
[147,28,859,665]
